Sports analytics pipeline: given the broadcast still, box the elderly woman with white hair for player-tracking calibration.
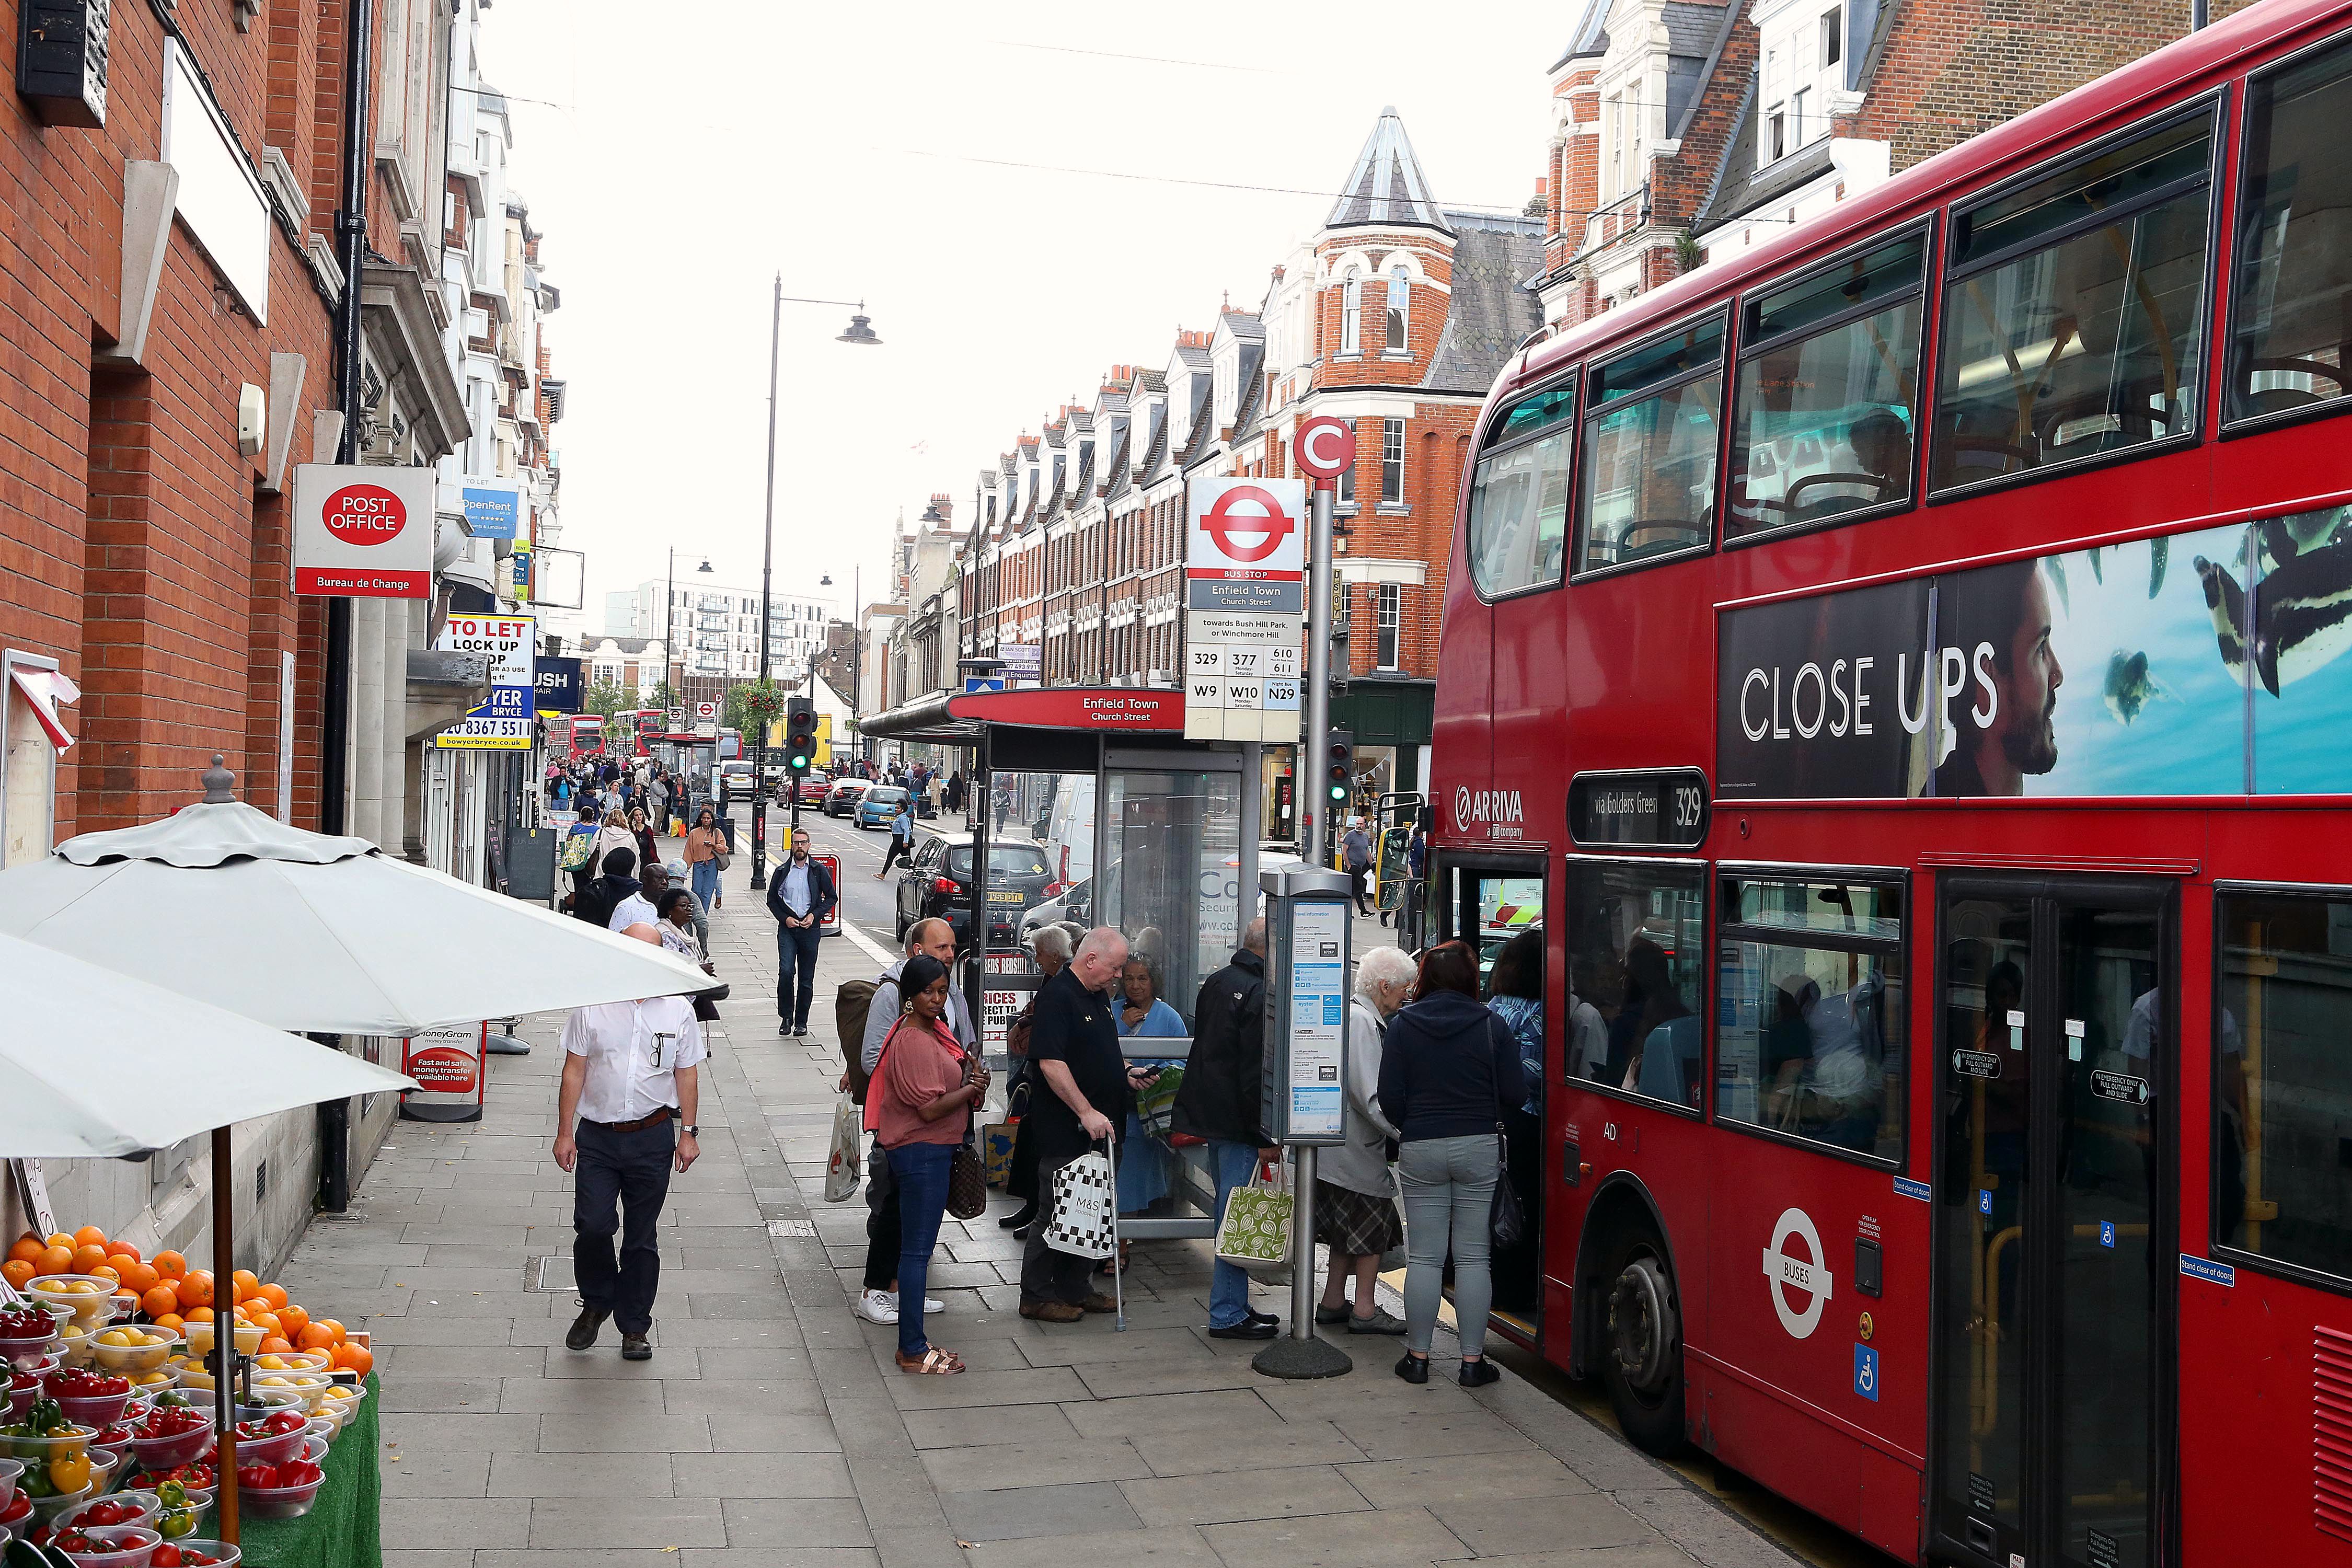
[1315,944,1416,1334]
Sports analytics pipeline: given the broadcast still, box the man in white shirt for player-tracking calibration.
[607,860,669,934]
[554,924,705,1361]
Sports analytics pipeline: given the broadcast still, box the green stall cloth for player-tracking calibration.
[236,1374,382,1568]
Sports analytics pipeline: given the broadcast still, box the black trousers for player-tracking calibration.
[573,1116,675,1334]
[862,1137,902,1291]
[1020,1148,1098,1306]
[881,834,910,872]
[776,920,821,1028]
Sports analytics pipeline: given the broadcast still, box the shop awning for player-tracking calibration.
[858,686,1185,745]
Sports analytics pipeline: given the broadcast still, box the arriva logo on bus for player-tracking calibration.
[1452,787,1525,840]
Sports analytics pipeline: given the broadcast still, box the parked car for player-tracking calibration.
[758,758,788,790]
[896,834,1058,949]
[855,785,912,831]
[716,760,754,805]
[793,769,832,807]
[824,778,873,818]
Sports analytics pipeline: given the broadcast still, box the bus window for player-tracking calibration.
[1729,232,1927,538]
[2214,889,2352,1286]
[1563,858,1707,1111]
[1466,378,1575,598]
[1932,106,2215,491]
[1714,873,1906,1163]
[1575,314,1726,574]
[2228,37,2352,426]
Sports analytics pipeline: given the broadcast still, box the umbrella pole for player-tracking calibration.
[212,1125,239,1546]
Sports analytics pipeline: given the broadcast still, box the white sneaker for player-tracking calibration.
[854,1289,898,1324]
[877,1289,944,1316]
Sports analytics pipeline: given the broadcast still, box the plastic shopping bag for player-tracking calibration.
[1214,1159,1293,1268]
[1042,1150,1115,1259]
[823,1094,863,1203]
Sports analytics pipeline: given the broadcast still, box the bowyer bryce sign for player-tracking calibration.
[292,464,436,599]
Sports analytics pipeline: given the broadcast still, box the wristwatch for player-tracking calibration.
[681,1124,699,1136]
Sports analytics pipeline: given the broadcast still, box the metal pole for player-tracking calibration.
[323,0,373,838]
[2190,0,2208,27]
[966,728,990,1044]
[752,275,781,889]
[1301,484,1335,872]
[1288,482,1337,1352]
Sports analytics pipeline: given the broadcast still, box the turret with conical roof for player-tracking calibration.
[1327,107,1449,233]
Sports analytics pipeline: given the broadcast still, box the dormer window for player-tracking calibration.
[1342,269,1363,355]
[1385,267,1409,351]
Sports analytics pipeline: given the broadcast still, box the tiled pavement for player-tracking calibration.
[282,843,1805,1568]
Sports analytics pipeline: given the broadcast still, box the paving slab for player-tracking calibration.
[288,846,1803,1568]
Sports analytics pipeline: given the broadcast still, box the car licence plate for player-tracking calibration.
[989,890,1027,904]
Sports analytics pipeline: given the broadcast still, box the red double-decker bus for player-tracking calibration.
[1429,3,2352,1564]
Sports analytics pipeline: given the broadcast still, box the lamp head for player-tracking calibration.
[837,314,881,347]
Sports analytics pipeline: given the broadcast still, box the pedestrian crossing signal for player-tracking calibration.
[786,699,818,774]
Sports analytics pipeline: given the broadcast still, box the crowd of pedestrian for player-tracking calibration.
[537,748,1530,1391]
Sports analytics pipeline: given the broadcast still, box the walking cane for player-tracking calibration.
[1102,1134,1127,1332]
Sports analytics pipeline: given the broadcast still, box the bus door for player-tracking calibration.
[1933,878,2173,1568]
[1433,854,1548,1341]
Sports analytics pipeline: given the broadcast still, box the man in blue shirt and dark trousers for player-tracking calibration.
[768,826,837,1036]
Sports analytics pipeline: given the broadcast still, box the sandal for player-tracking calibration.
[1096,1242,1133,1276]
[896,1347,965,1375]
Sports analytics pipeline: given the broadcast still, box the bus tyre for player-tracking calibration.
[1600,1239,1685,1457]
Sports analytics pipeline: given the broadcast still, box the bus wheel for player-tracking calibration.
[1600,1239,1685,1457]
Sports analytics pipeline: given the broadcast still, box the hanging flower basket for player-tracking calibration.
[741,685,784,721]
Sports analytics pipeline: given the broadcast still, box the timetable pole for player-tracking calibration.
[1296,479,1337,1330]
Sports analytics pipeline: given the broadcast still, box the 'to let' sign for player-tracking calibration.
[321,483,408,546]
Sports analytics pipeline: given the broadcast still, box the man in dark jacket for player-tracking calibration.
[1020,927,1134,1322]
[767,826,839,1036]
[1171,917,1281,1338]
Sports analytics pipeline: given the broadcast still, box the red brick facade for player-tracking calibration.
[0,0,432,841]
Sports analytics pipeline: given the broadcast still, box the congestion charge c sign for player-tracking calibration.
[1198,485,1297,564]
[1293,414,1355,481]
[1763,1206,1835,1339]
[319,483,408,546]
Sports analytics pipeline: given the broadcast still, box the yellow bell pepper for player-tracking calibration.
[48,1448,91,1495]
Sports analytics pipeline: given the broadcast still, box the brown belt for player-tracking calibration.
[584,1106,674,1134]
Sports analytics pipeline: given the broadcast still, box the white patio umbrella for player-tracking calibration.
[0,759,716,1541]
[0,932,414,1160]
[0,768,717,1035]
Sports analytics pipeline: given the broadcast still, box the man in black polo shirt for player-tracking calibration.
[1019,925,1138,1321]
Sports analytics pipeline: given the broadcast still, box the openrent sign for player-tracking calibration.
[292,464,436,598]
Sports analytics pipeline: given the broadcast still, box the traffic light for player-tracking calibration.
[1326,729,1354,807]
[785,698,818,776]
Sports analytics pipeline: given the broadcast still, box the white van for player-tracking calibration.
[1040,775,1096,889]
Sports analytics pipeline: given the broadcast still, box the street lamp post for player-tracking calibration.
[751,278,881,892]
[663,548,713,716]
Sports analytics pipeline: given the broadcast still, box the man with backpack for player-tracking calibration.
[837,918,974,1325]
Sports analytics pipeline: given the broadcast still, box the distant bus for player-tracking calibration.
[718,727,742,762]
[564,715,604,758]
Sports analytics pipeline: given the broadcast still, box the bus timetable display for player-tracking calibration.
[1566,769,1709,849]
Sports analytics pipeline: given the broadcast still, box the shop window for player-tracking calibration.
[1564,859,1707,1110]
[2215,889,2352,1285]
[1715,873,1905,1162]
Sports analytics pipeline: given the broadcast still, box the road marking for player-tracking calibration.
[839,918,894,966]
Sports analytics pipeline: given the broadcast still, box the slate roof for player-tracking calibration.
[1422,228,1547,394]
[1693,78,1839,234]
[1327,108,1449,233]
[1662,2,1727,59]
[1550,0,1610,70]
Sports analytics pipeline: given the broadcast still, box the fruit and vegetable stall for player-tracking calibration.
[1,1226,381,1568]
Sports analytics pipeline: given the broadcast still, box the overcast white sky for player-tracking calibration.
[479,1,1566,628]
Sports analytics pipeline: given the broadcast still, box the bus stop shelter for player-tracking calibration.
[859,685,1269,1240]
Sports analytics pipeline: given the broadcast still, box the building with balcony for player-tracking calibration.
[618,580,838,701]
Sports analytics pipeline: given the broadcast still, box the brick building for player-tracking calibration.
[1530,0,2256,326]
[943,110,1542,816]
[0,0,486,1270]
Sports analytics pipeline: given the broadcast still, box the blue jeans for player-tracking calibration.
[886,1141,954,1358]
[1207,1139,1264,1329]
[690,858,720,911]
[776,920,821,1027]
